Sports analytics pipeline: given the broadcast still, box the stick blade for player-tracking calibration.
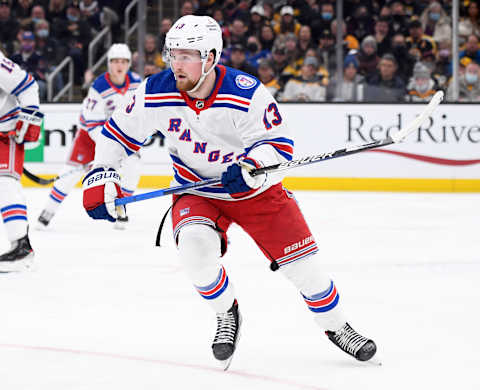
[391,90,444,143]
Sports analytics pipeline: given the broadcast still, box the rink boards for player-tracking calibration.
[22,103,480,192]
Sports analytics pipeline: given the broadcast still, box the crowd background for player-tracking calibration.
[2,0,480,103]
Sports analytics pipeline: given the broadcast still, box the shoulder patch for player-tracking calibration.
[235,74,257,90]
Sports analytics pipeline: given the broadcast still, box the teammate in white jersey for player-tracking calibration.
[0,51,43,271]
[37,44,142,230]
[82,16,377,369]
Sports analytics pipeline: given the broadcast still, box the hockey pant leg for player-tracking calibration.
[280,254,347,332]
[0,176,29,242]
[177,224,235,313]
[118,152,141,197]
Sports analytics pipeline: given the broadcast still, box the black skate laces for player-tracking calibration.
[213,311,237,344]
[332,324,369,356]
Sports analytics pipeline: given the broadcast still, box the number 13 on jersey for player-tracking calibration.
[263,102,282,130]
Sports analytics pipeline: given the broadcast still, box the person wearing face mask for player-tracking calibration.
[447,61,480,101]
[22,4,45,31]
[419,2,451,43]
[34,19,67,94]
[405,62,437,102]
[245,36,270,69]
[54,1,92,84]
[390,32,416,82]
[345,5,374,43]
[11,31,47,100]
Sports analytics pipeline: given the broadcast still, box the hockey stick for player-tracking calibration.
[23,164,90,185]
[115,91,444,207]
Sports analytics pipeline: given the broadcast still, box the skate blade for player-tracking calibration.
[0,253,35,272]
[365,355,382,366]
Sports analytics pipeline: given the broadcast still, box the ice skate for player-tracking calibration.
[212,300,242,370]
[326,322,377,362]
[0,234,34,272]
[36,210,54,230]
[114,215,129,230]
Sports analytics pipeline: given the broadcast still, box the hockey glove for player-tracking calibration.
[82,167,126,222]
[15,108,44,144]
[221,157,267,196]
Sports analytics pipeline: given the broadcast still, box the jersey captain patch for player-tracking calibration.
[235,74,257,90]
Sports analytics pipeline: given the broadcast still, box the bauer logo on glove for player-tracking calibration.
[82,167,125,222]
[15,107,44,144]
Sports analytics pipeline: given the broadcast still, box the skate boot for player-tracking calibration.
[0,234,34,272]
[325,322,377,362]
[36,210,54,230]
[114,215,129,230]
[212,300,242,370]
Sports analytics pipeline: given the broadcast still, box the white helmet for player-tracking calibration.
[107,43,132,68]
[165,15,223,93]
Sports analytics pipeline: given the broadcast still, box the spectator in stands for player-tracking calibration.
[406,19,437,62]
[34,18,65,96]
[358,35,380,80]
[447,61,480,101]
[274,5,301,37]
[297,25,314,58]
[260,24,275,51]
[374,16,392,57]
[346,4,374,43]
[144,62,160,78]
[228,18,248,48]
[257,58,281,98]
[405,62,437,102]
[459,34,480,65]
[281,56,326,102]
[12,0,34,24]
[390,1,409,35]
[317,28,336,76]
[132,33,165,73]
[310,1,335,40]
[181,0,194,17]
[403,0,424,18]
[11,30,47,100]
[435,39,452,87]
[79,0,101,32]
[420,2,451,43]
[226,44,257,76]
[364,53,406,102]
[262,0,274,22]
[327,55,365,102]
[245,35,269,69]
[270,43,290,84]
[27,4,46,30]
[55,1,92,84]
[159,17,172,50]
[0,0,19,56]
[459,0,480,42]
[247,4,265,37]
[331,19,359,51]
[391,32,416,82]
[47,0,67,21]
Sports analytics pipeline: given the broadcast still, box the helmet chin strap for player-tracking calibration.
[187,58,215,94]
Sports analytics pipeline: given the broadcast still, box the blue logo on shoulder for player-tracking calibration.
[235,74,257,90]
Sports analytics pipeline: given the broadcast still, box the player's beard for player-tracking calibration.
[175,75,198,92]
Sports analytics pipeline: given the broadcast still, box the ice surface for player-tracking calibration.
[0,189,479,390]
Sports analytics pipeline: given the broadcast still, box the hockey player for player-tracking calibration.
[37,44,142,229]
[81,16,377,369]
[0,51,43,271]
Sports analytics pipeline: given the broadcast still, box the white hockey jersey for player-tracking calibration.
[0,51,40,133]
[79,71,142,141]
[95,65,294,200]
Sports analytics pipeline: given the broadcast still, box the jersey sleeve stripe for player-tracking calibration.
[101,118,143,155]
[10,73,29,95]
[0,108,20,123]
[246,137,294,161]
[13,74,35,96]
[210,103,249,112]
